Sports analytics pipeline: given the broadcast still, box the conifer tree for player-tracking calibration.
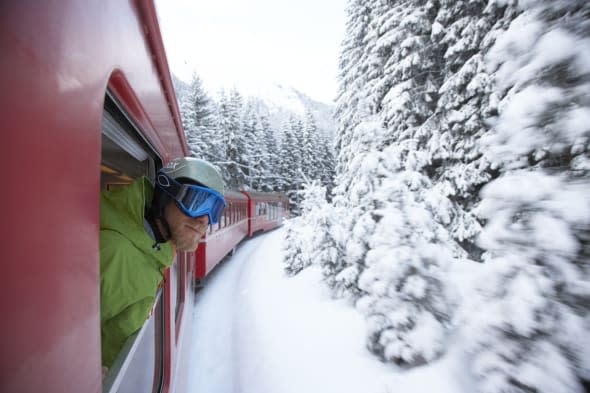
[334,0,376,171]
[223,89,248,188]
[260,114,280,191]
[176,73,223,162]
[215,91,231,183]
[301,110,318,180]
[423,0,518,259]
[282,216,310,276]
[277,119,299,208]
[244,109,268,190]
[466,1,590,392]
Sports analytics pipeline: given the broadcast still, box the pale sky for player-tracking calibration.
[155,0,347,103]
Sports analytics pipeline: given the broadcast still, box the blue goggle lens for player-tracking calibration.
[157,172,226,225]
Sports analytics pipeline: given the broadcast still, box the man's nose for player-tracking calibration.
[193,214,209,226]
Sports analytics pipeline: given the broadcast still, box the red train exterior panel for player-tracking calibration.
[241,191,290,236]
[0,1,185,392]
[195,191,249,279]
[1,2,290,392]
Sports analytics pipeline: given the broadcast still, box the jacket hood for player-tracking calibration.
[100,177,174,269]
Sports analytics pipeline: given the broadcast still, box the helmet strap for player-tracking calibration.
[146,189,174,249]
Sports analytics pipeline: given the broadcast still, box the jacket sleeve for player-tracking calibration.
[101,297,153,367]
[99,230,159,367]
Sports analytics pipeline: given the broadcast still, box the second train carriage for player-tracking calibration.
[195,190,249,280]
[241,191,290,237]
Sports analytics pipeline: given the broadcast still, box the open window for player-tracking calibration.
[101,92,158,188]
[100,91,165,393]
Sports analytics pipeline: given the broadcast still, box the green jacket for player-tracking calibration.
[100,177,174,367]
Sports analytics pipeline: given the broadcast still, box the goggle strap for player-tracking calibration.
[157,173,182,199]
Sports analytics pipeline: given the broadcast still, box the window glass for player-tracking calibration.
[174,254,184,325]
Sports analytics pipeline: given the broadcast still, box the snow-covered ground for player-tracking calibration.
[187,226,478,393]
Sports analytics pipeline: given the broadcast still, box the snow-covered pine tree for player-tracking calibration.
[176,73,223,162]
[243,108,269,191]
[223,89,248,189]
[422,0,518,259]
[330,119,390,301]
[276,118,301,212]
[239,103,257,189]
[282,216,310,276]
[332,0,457,368]
[334,0,374,174]
[282,181,330,276]
[301,110,317,180]
[290,116,305,206]
[356,143,453,367]
[317,136,336,199]
[259,114,280,192]
[333,0,391,282]
[468,175,590,393]
[466,1,590,392]
[215,91,231,182]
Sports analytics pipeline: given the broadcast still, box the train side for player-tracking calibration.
[242,191,290,236]
[1,1,191,392]
[195,191,249,280]
[194,190,289,283]
[0,2,289,392]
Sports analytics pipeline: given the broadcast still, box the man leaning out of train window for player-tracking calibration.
[99,157,225,374]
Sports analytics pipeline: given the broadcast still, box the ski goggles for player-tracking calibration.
[156,172,226,225]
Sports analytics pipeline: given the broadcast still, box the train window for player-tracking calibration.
[172,255,181,325]
[173,253,186,341]
[100,91,164,392]
[101,94,157,188]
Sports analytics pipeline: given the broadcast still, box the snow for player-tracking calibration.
[186,227,477,393]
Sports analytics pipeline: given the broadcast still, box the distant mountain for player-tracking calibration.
[228,82,336,141]
[173,75,336,141]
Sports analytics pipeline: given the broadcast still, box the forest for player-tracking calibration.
[282,1,590,393]
[174,76,336,213]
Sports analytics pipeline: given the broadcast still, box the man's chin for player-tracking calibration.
[176,240,200,252]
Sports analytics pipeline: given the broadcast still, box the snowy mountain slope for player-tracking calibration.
[234,81,335,140]
[173,75,336,141]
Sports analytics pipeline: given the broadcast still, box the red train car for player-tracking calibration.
[194,191,289,283]
[1,2,289,392]
[195,191,249,280]
[1,1,198,392]
[242,191,290,236]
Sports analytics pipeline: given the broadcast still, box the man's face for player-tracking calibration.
[164,202,209,252]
